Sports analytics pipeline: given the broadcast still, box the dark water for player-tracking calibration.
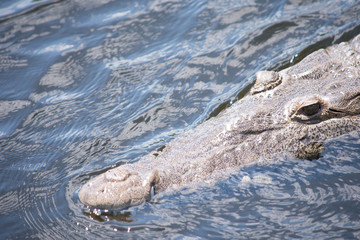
[1,0,360,239]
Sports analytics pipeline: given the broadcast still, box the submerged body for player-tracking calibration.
[79,34,360,209]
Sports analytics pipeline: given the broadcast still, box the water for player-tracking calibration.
[1,0,360,239]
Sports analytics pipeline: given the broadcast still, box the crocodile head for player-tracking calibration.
[79,35,360,210]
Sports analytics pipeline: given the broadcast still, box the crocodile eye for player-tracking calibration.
[290,98,327,124]
[300,102,321,116]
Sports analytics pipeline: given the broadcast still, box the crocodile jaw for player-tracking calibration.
[79,167,158,209]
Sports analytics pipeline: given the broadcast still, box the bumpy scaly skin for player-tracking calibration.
[79,164,160,209]
[79,34,360,209]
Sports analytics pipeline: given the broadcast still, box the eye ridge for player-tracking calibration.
[300,102,321,116]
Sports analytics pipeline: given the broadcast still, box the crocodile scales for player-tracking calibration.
[79,34,360,210]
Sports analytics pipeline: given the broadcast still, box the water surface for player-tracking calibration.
[1,0,360,239]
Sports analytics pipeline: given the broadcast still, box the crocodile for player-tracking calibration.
[79,34,360,210]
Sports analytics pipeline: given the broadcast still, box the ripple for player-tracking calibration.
[0,190,19,215]
[1,0,360,239]
[0,0,60,21]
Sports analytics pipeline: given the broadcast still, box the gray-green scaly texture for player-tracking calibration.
[79,34,360,209]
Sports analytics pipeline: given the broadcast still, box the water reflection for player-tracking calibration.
[83,208,135,223]
[0,0,60,20]
[1,0,360,239]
